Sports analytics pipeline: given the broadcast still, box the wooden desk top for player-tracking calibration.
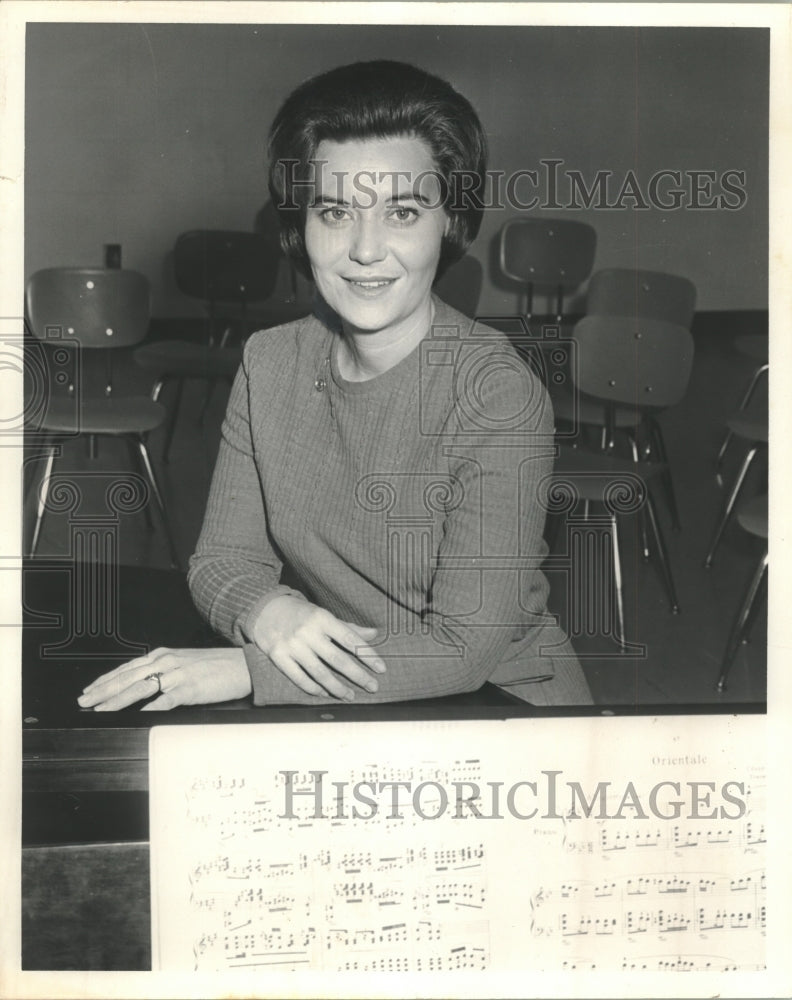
[21,560,764,825]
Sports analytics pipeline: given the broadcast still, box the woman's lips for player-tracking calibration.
[342,277,398,295]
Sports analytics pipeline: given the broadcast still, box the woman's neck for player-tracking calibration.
[336,299,434,382]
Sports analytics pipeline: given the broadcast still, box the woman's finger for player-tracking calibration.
[326,620,386,674]
[81,647,168,693]
[288,639,361,700]
[86,674,163,712]
[310,636,379,694]
[78,673,137,706]
[267,650,327,697]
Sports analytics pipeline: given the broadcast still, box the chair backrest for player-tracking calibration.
[25,268,151,349]
[572,315,694,408]
[499,218,597,289]
[173,230,281,306]
[586,268,696,327]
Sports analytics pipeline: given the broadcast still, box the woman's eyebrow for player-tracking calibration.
[386,192,433,206]
[310,193,352,207]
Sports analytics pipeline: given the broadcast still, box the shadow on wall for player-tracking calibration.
[434,255,484,319]
[254,200,314,322]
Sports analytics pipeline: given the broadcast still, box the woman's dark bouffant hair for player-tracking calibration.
[267,60,488,279]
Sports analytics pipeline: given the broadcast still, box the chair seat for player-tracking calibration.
[725,413,768,443]
[736,495,768,539]
[134,340,242,379]
[552,446,662,503]
[40,396,167,435]
[734,334,768,364]
[551,386,642,428]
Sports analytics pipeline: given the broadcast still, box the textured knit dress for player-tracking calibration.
[188,297,592,706]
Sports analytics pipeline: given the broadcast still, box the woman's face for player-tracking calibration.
[304,135,448,339]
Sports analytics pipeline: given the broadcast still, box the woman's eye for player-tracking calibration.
[389,206,419,224]
[319,207,351,225]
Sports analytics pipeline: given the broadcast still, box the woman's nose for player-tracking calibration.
[348,218,387,264]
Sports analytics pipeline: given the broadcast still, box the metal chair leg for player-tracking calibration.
[716,549,768,693]
[639,418,653,461]
[716,363,768,469]
[704,445,758,568]
[197,377,222,427]
[645,490,680,614]
[648,417,681,531]
[628,434,651,561]
[162,377,184,464]
[716,428,734,471]
[125,437,155,532]
[639,506,651,562]
[739,362,769,410]
[608,511,627,651]
[135,436,180,569]
[741,562,768,646]
[715,364,770,469]
[29,441,57,557]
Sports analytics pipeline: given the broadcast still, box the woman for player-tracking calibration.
[79,60,592,712]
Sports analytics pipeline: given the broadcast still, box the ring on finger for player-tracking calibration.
[145,671,164,695]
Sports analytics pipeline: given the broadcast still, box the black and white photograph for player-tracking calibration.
[1,2,788,997]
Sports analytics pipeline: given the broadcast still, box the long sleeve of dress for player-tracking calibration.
[187,353,305,645]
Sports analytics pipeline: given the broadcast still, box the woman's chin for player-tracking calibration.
[332,293,435,340]
[315,289,396,334]
[336,305,403,336]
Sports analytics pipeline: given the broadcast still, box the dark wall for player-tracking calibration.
[25,23,768,315]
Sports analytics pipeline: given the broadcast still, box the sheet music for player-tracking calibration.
[150,716,765,974]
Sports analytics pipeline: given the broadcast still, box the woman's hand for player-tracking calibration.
[249,595,386,701]
[77,647,252,712]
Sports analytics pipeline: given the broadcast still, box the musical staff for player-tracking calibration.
[150,717,767,974]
